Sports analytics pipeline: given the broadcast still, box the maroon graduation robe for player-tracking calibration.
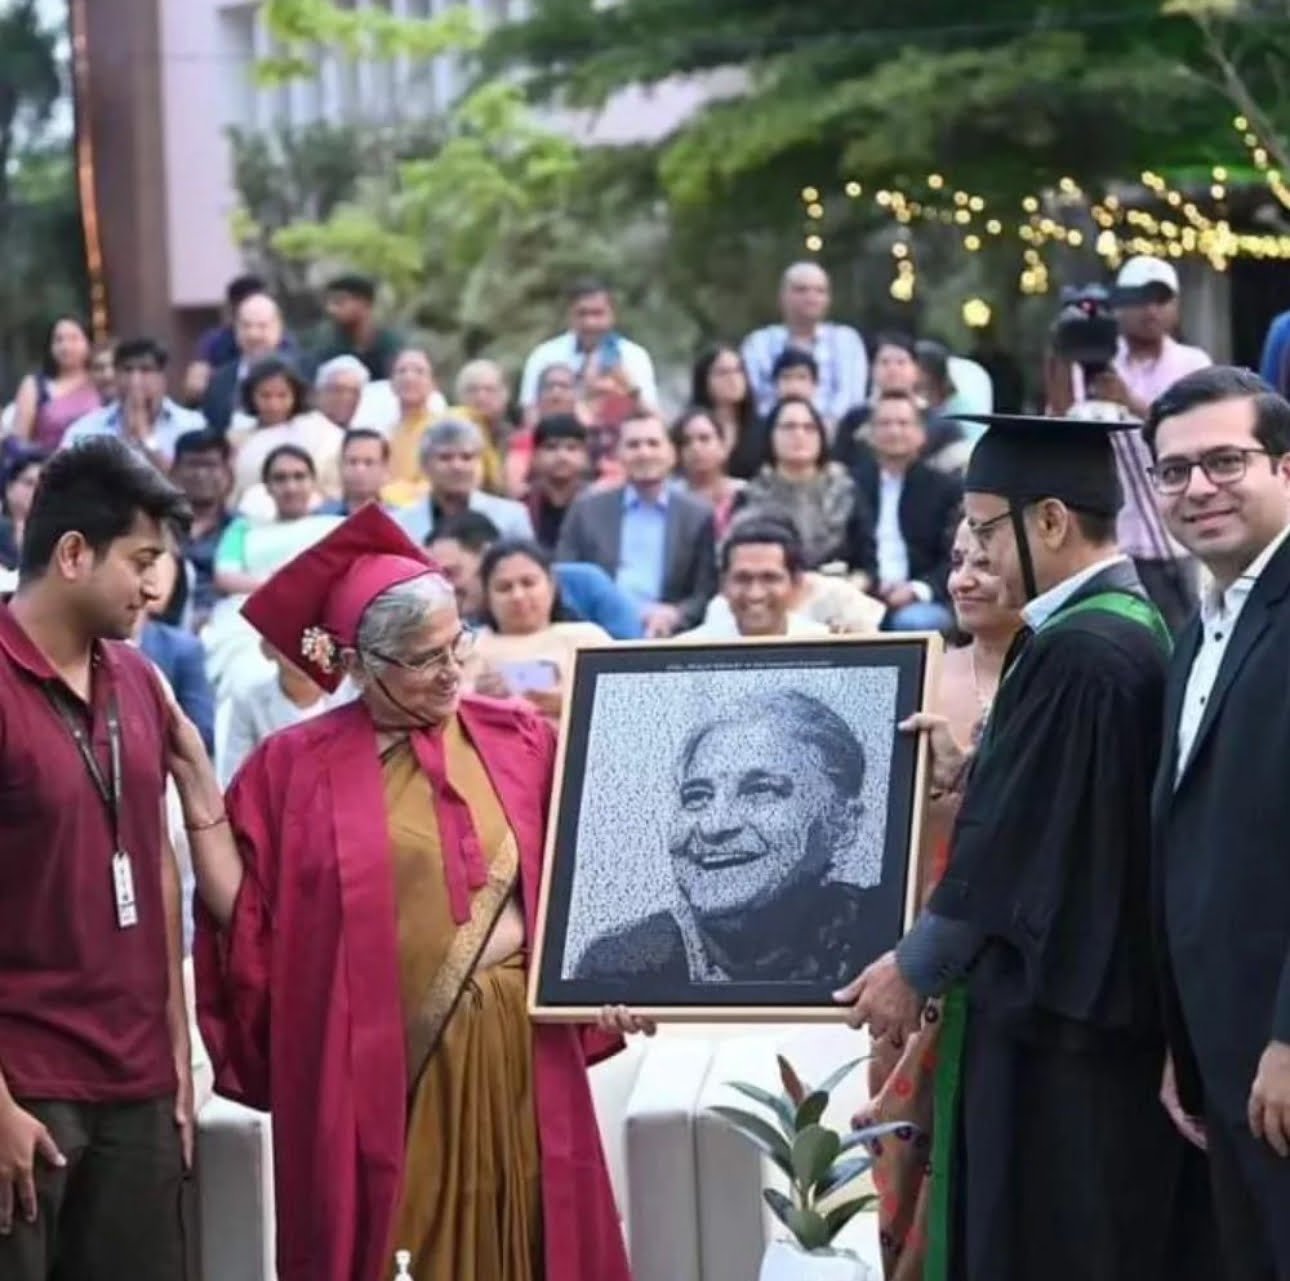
[194,696,631,1281]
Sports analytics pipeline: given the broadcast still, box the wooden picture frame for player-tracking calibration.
[528,632,942,1022]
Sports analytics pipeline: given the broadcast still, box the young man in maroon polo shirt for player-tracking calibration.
[0,437,193,1279]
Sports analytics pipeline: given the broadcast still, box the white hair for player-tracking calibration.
[781,261,829,288]
[316,355,371,390]
[419,415,484,465]
[355,573,456,669]
[455,359,506,401]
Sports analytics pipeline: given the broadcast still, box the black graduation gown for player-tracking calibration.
[926,564,1213,1281]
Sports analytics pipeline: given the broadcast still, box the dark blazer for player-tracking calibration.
[140,621,215,756]
[555,485,717,630]
[201,361,242,436]
[845,454,962,600]
[1152,532,1290,1126]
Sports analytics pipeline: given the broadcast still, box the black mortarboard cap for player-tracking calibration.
[956,412,1139,516]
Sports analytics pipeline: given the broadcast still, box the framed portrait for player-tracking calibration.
[528,633,941,1021]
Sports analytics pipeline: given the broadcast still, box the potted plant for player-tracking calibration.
[710,1054,909,1280]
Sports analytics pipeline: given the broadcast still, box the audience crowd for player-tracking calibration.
[0,261,1011,772]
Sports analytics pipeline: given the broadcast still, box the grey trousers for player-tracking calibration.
[0,1096,192,1281]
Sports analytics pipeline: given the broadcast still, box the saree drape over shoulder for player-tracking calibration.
[194,696,629,1281]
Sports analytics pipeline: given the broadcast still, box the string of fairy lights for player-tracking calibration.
[803,115,1290,305]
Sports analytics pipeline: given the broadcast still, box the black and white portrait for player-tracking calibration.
[530,637,936,1016]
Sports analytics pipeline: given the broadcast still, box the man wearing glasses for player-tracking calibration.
[834,411,1203,1281]
[1146,365,1290,1281]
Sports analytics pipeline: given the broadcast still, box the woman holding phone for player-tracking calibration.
[469,539,609,723]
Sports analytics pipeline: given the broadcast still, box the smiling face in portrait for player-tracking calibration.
[669,718,859,923]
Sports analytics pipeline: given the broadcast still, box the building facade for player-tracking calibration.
[81,0,741,363]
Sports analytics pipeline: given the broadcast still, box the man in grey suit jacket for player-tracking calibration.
[394,417,534,545]
[556,412,717,636]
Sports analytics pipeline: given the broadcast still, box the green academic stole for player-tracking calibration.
[922,589,1171,1281]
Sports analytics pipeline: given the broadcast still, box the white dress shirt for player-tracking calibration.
[876,471,910,589]
[1176,524,1290,779]
[1021,554,1129,631]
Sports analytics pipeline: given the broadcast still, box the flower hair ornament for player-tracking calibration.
[300,625,338,674]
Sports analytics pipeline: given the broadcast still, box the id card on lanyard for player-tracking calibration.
[44,684,138,930]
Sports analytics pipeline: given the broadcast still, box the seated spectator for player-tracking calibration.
[62,337,205,467]
[394,417,533,544]
[690,342,762,480]
[170,429,234,629]
[213,445,342,600]
[673,406,744,538]
[741,261,868,421]
[678,517,828,640]
[206,444,343,692]
[519,277,658,411]
[133,551,215,754]
[430,510,644,640]
[0,448,44,571]
[227,355,342,516]
[468,538,611,725]
[556,411,717,637]
[914,340,971,475]
[833,331,922,473]
[740,397,856,569]
[698,508,886,636]
[771,348,822,408]
[457,358,513,486]
[309,273,404,381]
[527,413,591,551]
[183,273,290,403]
[382,347,450,506]
[313,354,370,430]
[504,363,601,498]
[202,291,292,434]
[845,389,960,632]
[318,428,391,517]
[535,361,579,418]
[10,316,101,452]
[220,639,347,786]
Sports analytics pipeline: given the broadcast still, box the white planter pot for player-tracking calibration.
[759,1239,876,1281]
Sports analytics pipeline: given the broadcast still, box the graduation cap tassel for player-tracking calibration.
[1010,508,1040,603]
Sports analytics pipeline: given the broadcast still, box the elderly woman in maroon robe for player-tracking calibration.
[165,504,632,1281]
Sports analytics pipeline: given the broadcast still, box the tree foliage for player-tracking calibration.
[0,0,80,394]
[236,0,797,382]
[485,0,1233,211]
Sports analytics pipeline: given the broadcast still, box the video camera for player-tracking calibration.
[1050,284,1119,378]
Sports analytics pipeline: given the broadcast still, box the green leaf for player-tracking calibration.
[762,1187,796,1234]
[785,1206,832,1251]
[795,1090,828,1131]
[816,1154,874,1200]
[791,1124,841,1191]
[825,1197,876,1237]
[708,1106,794,1179]
[727,1081,796,1136]
[778,1055,806,1106]
[815,1057,864,1100]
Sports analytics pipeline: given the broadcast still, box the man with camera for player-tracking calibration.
[1046,256,1211,631]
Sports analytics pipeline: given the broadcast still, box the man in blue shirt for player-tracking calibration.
[62,338,206,468]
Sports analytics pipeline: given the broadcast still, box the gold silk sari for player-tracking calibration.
[383,718,542,1281]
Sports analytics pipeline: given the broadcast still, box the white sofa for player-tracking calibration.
[189,1008,878,1281]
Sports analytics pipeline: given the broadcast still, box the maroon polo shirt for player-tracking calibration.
[0,603,176,1102]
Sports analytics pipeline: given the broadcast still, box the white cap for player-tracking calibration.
[1115,255,1179,295]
